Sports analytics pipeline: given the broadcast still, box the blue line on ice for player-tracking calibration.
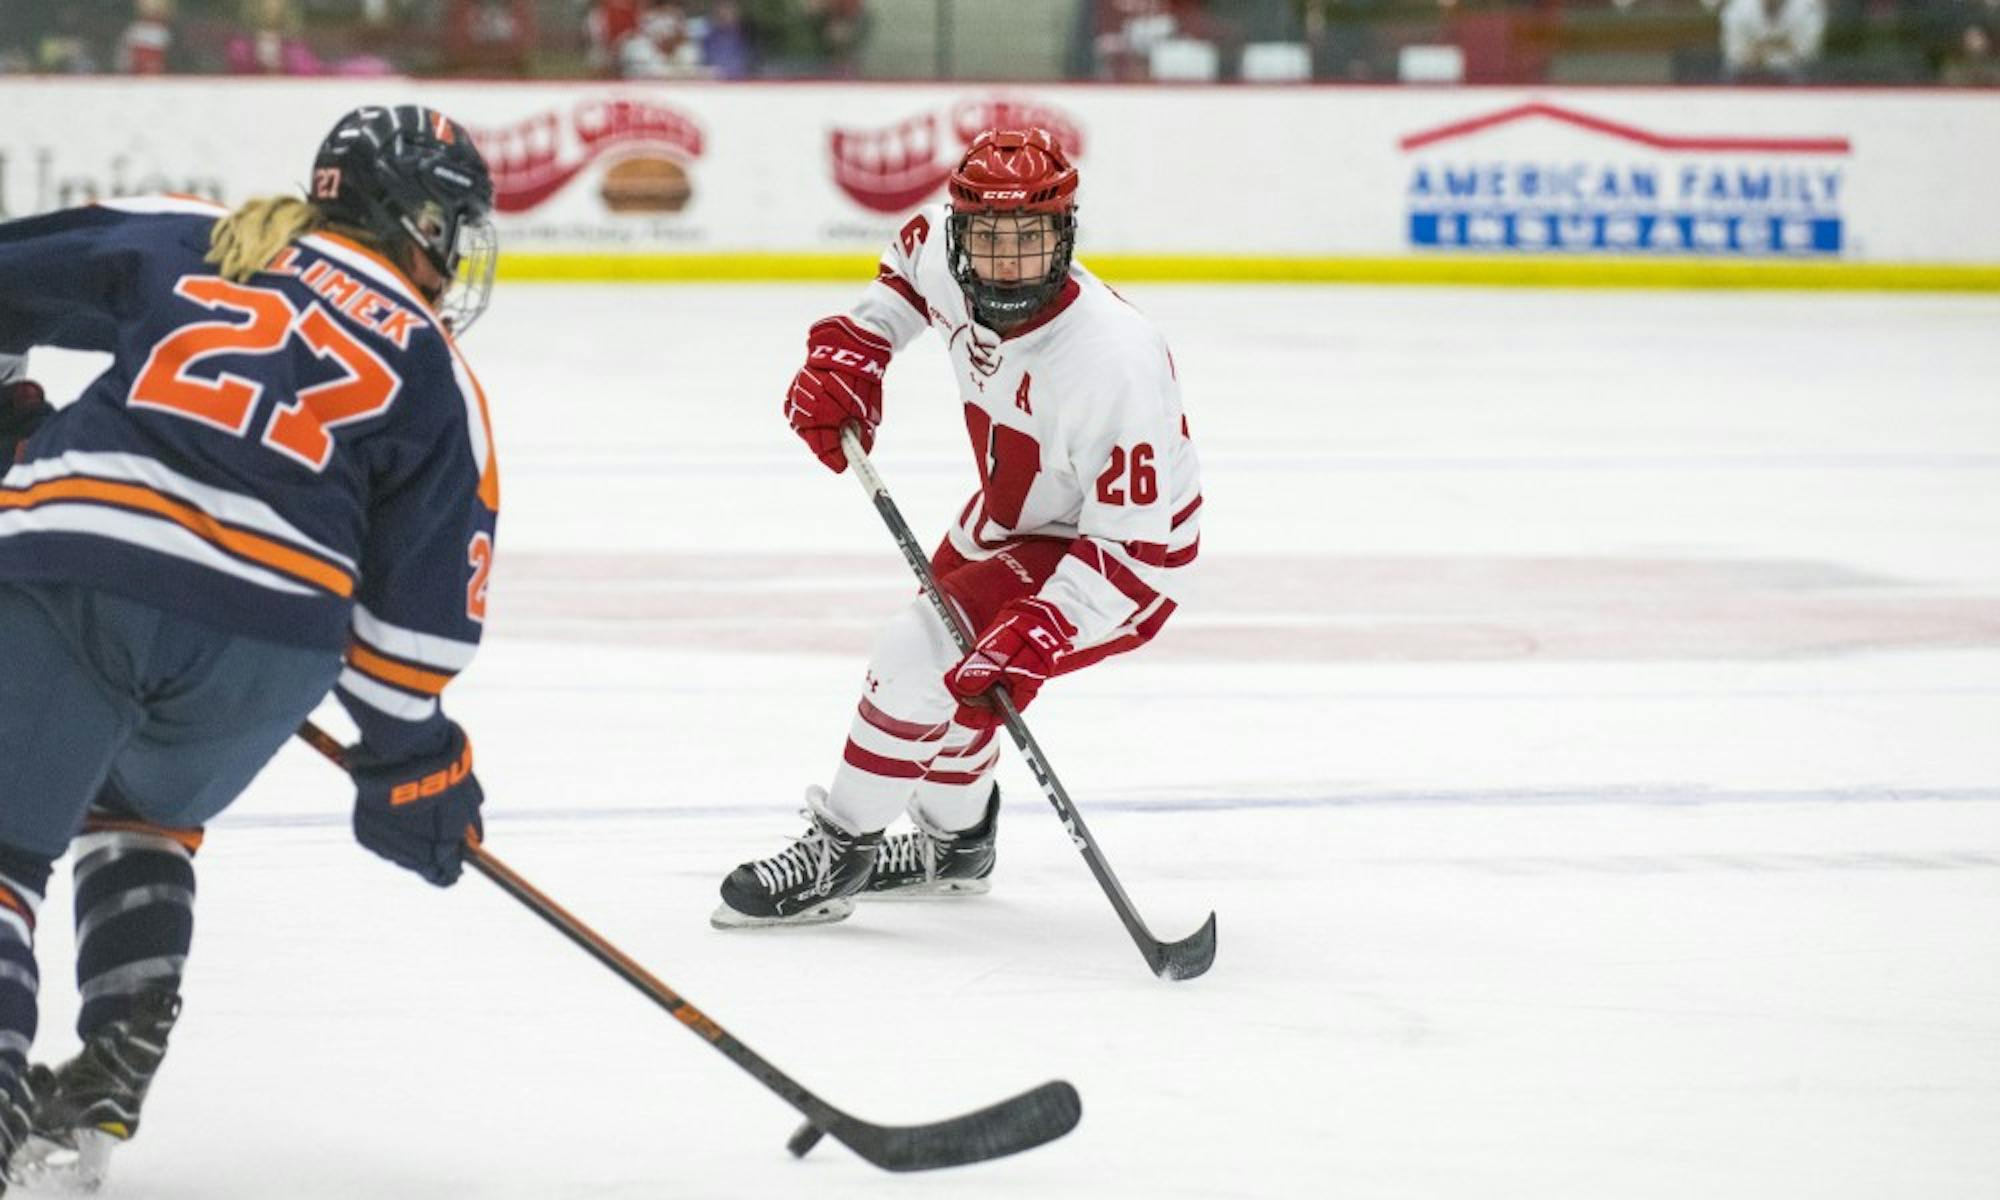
[215,783,2000,831]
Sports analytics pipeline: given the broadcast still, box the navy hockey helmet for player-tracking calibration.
[945,128,1079,330]
[311,105,497,333]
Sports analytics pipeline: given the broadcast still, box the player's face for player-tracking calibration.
[400,204,498,333]
[964,213,1058,287]
[397,208,451,301]
[403,242,447,300]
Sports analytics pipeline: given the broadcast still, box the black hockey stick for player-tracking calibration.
[837,425,1217,981]
[295,721,1080,1170]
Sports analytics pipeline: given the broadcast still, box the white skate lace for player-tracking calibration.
[876,825,942,882]
[750,811,841,895]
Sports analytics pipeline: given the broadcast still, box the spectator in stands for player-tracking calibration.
[1924,0,2000,84]
[702,1,758,78]
[619,0,703,76]
[1093,0,1180,80]
[587,0,644,74]
[726,0,859,77]
[737,0,811,74]
[35,5,102,74]
[225,0,324,74]
[804,0,865,76]
[442,0,535,74]
[1089,0,1228,81]
[117,0,176,75]
[1720,0,1826,81]
[0,3,33,74]
[469,0,523,43]
[1300,0,1393,81]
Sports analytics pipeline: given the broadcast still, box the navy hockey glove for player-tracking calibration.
[0,379,52,465]
[785,316,889,473]
[350,722,484,886]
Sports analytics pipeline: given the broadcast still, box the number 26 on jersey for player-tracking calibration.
[1095,443,1157,506]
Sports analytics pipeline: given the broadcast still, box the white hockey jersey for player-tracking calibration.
[845,204,1202,655]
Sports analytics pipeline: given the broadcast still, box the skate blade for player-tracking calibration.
[12,1129,118,1194]
[708,897,855,930]
[863,877,992,900]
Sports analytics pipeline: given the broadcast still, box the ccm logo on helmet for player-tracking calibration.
[981,189,1030,200]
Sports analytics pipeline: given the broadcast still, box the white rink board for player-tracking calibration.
[1,79,1997,264]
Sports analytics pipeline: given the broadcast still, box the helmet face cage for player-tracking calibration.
[944,128,1079,330]
[946,208,1076,329]
[312,105,497,333]
[437,211,497,335]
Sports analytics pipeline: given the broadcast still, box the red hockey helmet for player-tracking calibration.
[947,128,1078,214]
[946,129,1079,329]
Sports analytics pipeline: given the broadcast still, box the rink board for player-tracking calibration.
[0,78,1996,289]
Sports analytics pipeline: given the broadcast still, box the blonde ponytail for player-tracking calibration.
[205,195,324,282]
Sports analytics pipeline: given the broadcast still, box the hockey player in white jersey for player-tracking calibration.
[715,128,1202,928]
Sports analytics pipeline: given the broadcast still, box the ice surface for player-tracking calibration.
[22,283,2000,1198]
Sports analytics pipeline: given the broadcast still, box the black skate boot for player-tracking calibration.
[0,1075,30,1196]
[712,789,882,929]
[13,989,181,1194]
[865,785,999,898]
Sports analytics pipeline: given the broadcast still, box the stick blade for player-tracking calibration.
[1146,911,1218,981]
[786,1120,827,1157]
[825,1080,1081,1172]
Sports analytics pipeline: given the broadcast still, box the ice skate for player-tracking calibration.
[712,790,882,929]
[0,1075,29,1197]
[11,990,181,1195]
[865,786,999,898]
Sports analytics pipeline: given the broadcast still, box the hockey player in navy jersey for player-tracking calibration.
[0,105,499,1192]
[714,129,1202,928]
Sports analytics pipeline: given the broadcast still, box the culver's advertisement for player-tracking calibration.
[462,94,709,248]
[823,95,1085,247]
[0,80,1992,268]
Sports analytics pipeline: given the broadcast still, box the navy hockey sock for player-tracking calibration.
[70,823,197,1037]
[0,844,51,1112]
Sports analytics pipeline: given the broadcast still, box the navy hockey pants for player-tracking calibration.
[0,581,341,860]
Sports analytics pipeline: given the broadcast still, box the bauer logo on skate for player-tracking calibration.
[1399,102,1851,257]
[829,97,1084,215]
[466,97,704,215]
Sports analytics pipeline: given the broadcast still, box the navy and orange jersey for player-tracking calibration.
[0,196,499,760]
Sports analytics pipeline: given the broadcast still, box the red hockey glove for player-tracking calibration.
[944,598,1077,729]
[785,317,890,473]
[0,379,52,465]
